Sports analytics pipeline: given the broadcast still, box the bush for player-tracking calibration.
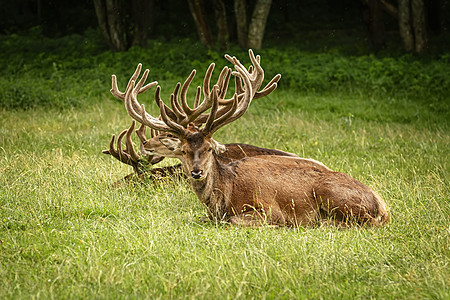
[0,30,449,110]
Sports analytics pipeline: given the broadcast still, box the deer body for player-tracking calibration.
[180,131,390,227]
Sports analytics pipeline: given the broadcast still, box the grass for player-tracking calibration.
[1,87,449,298]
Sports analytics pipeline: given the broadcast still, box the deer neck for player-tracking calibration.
[189,153,231,219]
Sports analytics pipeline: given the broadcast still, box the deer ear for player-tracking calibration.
[211,139,227,154]
[159,137,182,152]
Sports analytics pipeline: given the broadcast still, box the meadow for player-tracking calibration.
[0,31,449,299]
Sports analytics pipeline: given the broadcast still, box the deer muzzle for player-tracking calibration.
[191,169,204,180]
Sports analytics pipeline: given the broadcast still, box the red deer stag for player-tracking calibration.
[121,50,390,227]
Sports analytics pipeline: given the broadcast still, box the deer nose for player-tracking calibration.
[191,170,203,180]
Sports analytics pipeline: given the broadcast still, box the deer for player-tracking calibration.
[104,59,308,182]
[119,50,391,227]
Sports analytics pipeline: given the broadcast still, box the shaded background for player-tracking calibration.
[1,0,449,54]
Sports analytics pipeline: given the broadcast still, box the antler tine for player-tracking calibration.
[116,130,129,161]
[135,123,147,143]
[233,73,245,97]
[247,54,260,75]
[204,92,239,134]
[186,63,216,123]
[169,83,187,123]
[111,63,158,102]
[180,69,197,115]
[194,86,201,108]
[135,68,158,95]
[125,120,140,162]
[102,134,118,156]
[124,80,146,125]
[203,85,219,133]
[111,75,121,98]
[248,50,263,81]
[217,67,233,101]
[253,73,281,99]
[224,69,253,122]
[110,63,141,100]
[202,63,215,103]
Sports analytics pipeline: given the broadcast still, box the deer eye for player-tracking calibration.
[208,147,212,152]
[142,141,147,145]
[181,150,186,155]
[167,134,174,138]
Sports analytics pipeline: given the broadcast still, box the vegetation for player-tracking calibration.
[1,29,449,110]
[0,32,449,299]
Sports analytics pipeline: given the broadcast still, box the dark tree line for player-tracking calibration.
[92,0,274,51]
[1,0,448,53]
[92,0,155,50]
[361,0,431,52]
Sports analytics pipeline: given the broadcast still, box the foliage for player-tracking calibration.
[0,30,449,115]
[263,48,450,96]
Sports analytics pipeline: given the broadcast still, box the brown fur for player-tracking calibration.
[222,143,297,160]
[179,131,390,227]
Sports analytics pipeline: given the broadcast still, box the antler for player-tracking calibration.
[119,49,280,138]
[201,49,281,135]
[102,120,164,175]
[154,63,234,127]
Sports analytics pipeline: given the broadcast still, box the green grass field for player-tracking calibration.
[1,90,449,299]
[0,33,449,299]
